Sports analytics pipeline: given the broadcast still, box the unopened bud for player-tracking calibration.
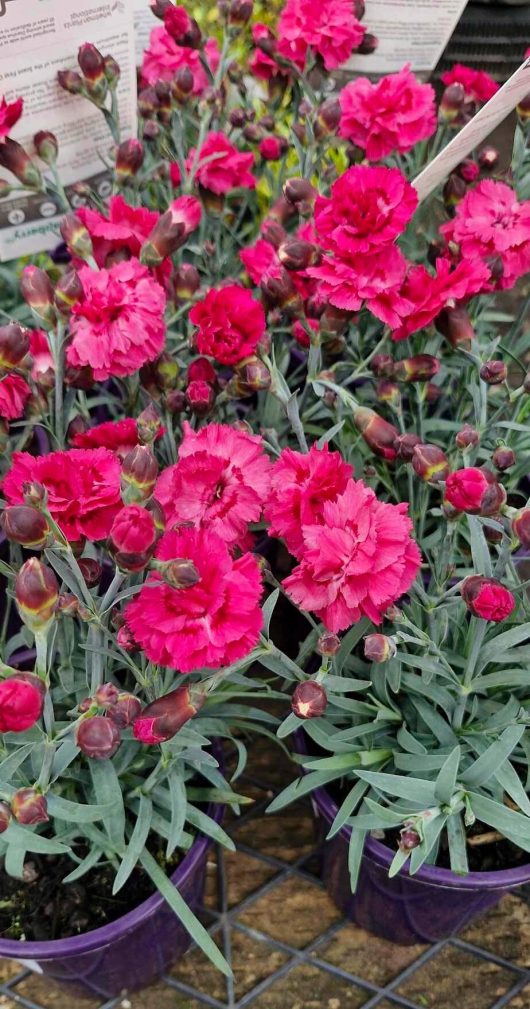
[186,379,215,416]
[60,214,94,262]
[230,0,253,24]
[393,433,422,462]
[370,354,394,378]
[55,268,84,316]
[78,43,106,83]
[121,445,158,503]
[0,138,42,189]
[357,32,378,55]
[175,263,201,300]
[57,69,85,96]
[77,716,121,759]
[230,356,271,397]
[22,480,47,509]
[317,633,341,657]
[455,425,479,450]
[492,445,515,471]
[443,173,467,209]
[0,324,30,370]
[1,506,50,549]
[34,131,58,167]
[133,684,206,743]
[12,788,48,825]
[399,824,421,852]
[291,681,327,719]
[478,146,499,171]
[15,558,59,634]
[315,97,341,138]
[162,559,201,590]
[364,633,396,663]
[439,82,466,124]
[376,380,400,407]
[137,403,162,444]
[278,239,321,271]
[0,802,11,833]
[513,508,530,547]
[411,443,450,483]
[164,6,201,47]
[353,407,398,461]
[480,360,507,385]
[172,65,195,103]
[116,624,139,653]
[20,266,56,327]
[77,558,103,587]
[435,305,474,349]
[115,138,144,184]
[283,177,317,210]
[393,355,440,383]
[140,197,202,266]
[108,692,142,729]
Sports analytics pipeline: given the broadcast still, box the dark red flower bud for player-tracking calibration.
[411,443,450,483]
[478,146,499,171]
[165,390,187,414]
[77,716,121,760]
[186,379,215,416]
[175,263,200,301]
[364,633,396,663]
[435,305,474,349]
[160,558,201,590]
[399,825,421,852]
[315,97,341,138]
[353,0,365,16]
[439,82,466,124]
[54,267,84,317]
[243,123,264,144]
[517,92,530,122]
[0,324,30,370]
[22,480,47,509]
[443,173,467,209]
[78,43,106,83]
[104,55,121,89]
[133,684,206,743]
[512,509,530,547]
[172,65,195,103]
[457,158,479,183]
[376,380,400,407]
[291,681,327,719]
[261,218,287,247]
[461,576,515,622]
[370,354,394,378]
[138,87,159,118]
[353,407,399,461]
[393,433,422,462]
[492,446,515,471]
[188,357,216,385]
[34,131,58,167]
[229,0,253,24]
[115,139,144,184]
[455,425,479,450]
[57,70,85,96]
[278,239,321,271]
[480,360,507,385]
[108,505,157,573]
[230,107,247,128]
[0,138,42,189]
[116,625,139,653]
[77,558,103,587]
[151,0,172,17]
[121,445,158,504]
[229,356,271,397]
[20,266,56,327]
[58,593,80,618]
[0,673,45,733]
[137,403,162,445]
[12,788,48,825]
[320,306,351,339]
[393,355,440,383]
[0,803,11,833]
[107,692,142,729]
[317,633,341,657]
[283,177,317,209]
[445,466,506,516]
[140,197,202,266]
[60,214,94,262]
[1,506,50,549]
[15,558,59,633]
[94,683,119,708]
[164,5,201,47]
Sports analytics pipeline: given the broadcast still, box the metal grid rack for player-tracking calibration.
[0,745,529,1009]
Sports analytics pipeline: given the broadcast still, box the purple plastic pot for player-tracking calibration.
[296,733,530,944]
[0,797,222,998]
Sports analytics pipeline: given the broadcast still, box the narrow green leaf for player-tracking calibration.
[336,619,371,673]
[355,771,436,806]
[166,770,187,858]
[113,796,152,894]
[267,769,346,814]
[185,803,235,851]
[327,780,368,840]
[3,822,70,855]
[434,746,461,805]
[388,847,410,878]
[467,516,492,578]
[462,725,525,789]
[62,845,102,883]
[262,589,280,638]
[47,795,114,823]
[348,828,367,891]
[277,711,304,739]
[5,841,25,879]
[90,760,125,852]
[447,814,469,875]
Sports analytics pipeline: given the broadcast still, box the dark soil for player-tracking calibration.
[0,844,182,942]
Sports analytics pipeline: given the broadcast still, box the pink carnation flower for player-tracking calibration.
[71,418,154,458]
[441,64,499,103]
[440,180,530,291]
[74,196,172,288]
[189,284,265,365]
[141,26,219,93]
[155,422,271,547]
[67,258,166,381]
[250,23,287,81]
[240,238,283,285]
[284,480,421,632]
[28,330,53,384]
[3,448,121,542]
[388,258,491,342]
[125,526,263,672]
[190,132,256,194]
[0,374,31,420]
[314,166,418,256]
[308,245,409,323]
[0,96,23,140]
[339,66,436,160]
[278,0,365,71]
[265,444,352,557]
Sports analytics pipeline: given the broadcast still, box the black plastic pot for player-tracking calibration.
[437,2,530,82]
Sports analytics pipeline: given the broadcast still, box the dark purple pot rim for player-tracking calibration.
[294,730,530,892]
[0,773,223,961]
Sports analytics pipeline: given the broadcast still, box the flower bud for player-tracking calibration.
[78,43,106,83]
[11,788,48,825]
[444,466,506,516]
[116,624,139,653]
[15,558,59,634]
[115,138,144,184]
[108,505,157,573]
[165,390,187,414]
[107,692,142,729]
[186,379,215,416]
[278,239,321,271]
[60,214,94,262]
[443,173,467,210]
[230,356,271,397]
[151,0,172,17]
[138,87,159,118]
[140,197,202,266]
[439,82,466,124]
[94,683,119,708]
[513,509,530,547]
[0,324,30,370]
[0,803,11,833]
[58,593,79,618]
[0,138,42,189]
[54,268,84,317]
[457,158,479,184]
[133,684,206,744]
[461,576,515,622]
[370,354,394,379]
[77,716,121,760]
[376,380,400,407]
[353,407,398,461]
[188,357,216,385]
[0,673,45,733]
[492,446,515,471]
[393,355,440,383]
[411,443,450,483]
[317,633,341,657]
[357,32,378,54]
[172,65,195,103]
[57,69,85,96]
[34,131,58,167]
[104,55,121,89]
[137,403,162,445]
[261,218,287,248]
[22,480,47,509]
[229,0,253,24]
[399,824,421,852]
[77,558,103,587]
[121,445,158,503]
[478,146,499,171]
[230,107,247,128]
[145,352,180,392]
[160,558,201,590]
[175,263,200,301]
[455,425,479,450]
[393,433,422,462]
[480,360,507,385]
[435,305,474,349]
[291,681,327,719]
[164,5,201,47]
[1,506,50,549]
[283,178,317,208]
[315,97,341,138]
[517,92,530,123]
[363,634,396,663]
[20,266,56,327]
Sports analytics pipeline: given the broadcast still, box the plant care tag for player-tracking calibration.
[133,0,157,64]
[344,0,469,75]
[0,0,137,262]
[414,57,530,202]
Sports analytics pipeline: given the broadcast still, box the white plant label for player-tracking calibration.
[0,0,137,262]
[133,0,157,64]
[414,57,530,202]
[345,0,469,75]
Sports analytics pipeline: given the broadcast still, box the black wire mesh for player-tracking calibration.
[1,750,529,1009]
